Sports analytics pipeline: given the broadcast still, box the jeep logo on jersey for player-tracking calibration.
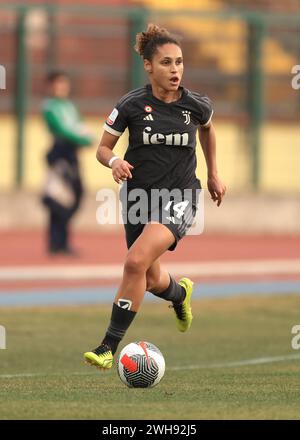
[143,126,189,146]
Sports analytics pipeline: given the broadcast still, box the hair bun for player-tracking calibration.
[134,23,179,60]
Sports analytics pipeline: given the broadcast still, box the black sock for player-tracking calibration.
[101,302,136,354]
[152,275,186,304]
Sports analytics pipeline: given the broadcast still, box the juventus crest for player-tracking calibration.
[182,110,191,125]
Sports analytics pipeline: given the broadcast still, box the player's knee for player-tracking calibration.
[124,251,148,275]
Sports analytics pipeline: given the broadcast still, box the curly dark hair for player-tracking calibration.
[134,23,181,60]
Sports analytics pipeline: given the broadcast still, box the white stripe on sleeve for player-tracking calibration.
[103,123,123,137]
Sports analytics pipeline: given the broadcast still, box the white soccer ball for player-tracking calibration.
[117,341,165,388]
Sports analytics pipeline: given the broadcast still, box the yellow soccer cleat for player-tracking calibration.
[84,344,114,370]
[172,277,194,332]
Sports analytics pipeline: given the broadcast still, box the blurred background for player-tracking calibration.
[0,0,299,296]
[1,0,300,232]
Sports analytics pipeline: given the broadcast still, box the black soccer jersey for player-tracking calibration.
[103,84,213,192]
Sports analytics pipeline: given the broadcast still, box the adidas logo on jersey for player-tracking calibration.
[143,114,154,121]
[143,126,189,146]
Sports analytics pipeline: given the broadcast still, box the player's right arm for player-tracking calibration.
[98,100,135,184]
[96,131,134,184]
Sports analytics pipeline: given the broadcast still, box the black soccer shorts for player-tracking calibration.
[120,186,200,251]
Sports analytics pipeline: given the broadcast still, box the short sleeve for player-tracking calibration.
[192,94,214,127]
[103,102,128,137]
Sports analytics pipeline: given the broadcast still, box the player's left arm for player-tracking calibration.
[198,122,226,206]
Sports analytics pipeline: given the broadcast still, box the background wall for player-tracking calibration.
[1,115,300,192]
[1,2,299,232]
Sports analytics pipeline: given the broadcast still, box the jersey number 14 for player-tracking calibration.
[164,200,189,223]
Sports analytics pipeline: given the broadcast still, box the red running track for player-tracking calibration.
[1,231,299,291]
[1,230,300,266]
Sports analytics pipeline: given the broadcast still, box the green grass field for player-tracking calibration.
[0,293,300,420]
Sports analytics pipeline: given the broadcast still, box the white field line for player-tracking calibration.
[0,259,300,282]
[169,353,300,371]
[0,353,300,379]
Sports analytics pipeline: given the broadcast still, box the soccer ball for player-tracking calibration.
[117,341,165,388]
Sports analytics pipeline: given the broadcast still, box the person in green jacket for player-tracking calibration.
[42,70,94,255]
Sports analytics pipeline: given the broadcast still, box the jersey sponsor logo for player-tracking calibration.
[182,110,191,125]
[143,114,154,121]
[144,105,153,113]
[107,108,119,126]
[143,126,189,146]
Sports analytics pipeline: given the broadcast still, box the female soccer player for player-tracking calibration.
[84,24,226,369]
